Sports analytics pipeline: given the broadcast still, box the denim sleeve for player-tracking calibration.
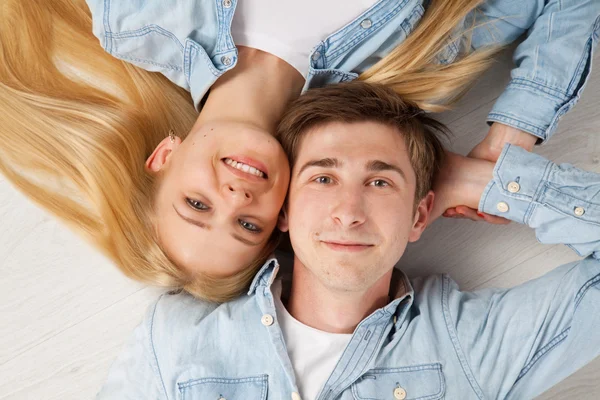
[442,144,600,398]
[479,144,600,258]
[96,299,167,399]
[468,0,600,142]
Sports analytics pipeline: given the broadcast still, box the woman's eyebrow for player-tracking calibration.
[173,204,211,229]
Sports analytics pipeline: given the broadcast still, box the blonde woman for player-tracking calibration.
[0,0,598,302]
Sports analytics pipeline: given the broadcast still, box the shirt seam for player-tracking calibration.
[516,327,571,382]
[441,275,485,399]
[150,295,169,399]
[102,0,112,53]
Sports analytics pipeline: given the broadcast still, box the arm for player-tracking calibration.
[435,145,600,398]
[469,0,600,142]
[97,300,168,399]
[435,144,600,256]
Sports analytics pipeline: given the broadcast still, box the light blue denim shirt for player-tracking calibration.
[85,0,600,143]
[99,144,600,399]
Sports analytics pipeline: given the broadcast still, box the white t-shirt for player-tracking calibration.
[231,0,378,77]
[273,281,352,399]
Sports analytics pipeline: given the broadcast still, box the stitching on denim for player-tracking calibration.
[108,25,184,52]
[487,113,546,139]
[538,188,600,228]
[574,272,600,308]
[113,54,182,71]
[351,363,445,400]
[506,79,569,102]
[188,40,221,77]
[178,374,268,389]
[103,0,112,53]
[516,327,570,381]
[328,312,389,396]
[326,0,396,48]
[441,275,485,399]
[150,295,170,399]
[327,0,410,60]
[566,21,597,95]
[400,4,425,37]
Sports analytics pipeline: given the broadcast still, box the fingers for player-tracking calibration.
[443,206,511,225]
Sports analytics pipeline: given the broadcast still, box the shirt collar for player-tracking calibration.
[247,257,280,296]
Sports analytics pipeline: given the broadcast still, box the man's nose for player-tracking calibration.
[330,191,366,228]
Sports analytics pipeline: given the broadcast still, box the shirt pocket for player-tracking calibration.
[351,363,445,400]
[178,375,268,400]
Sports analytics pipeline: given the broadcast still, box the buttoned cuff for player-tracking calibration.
[487,78,574,144]
[478,144,553,224]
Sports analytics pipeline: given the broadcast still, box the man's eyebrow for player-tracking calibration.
[297,158,340,175]
[173,204,211,229]
[366,160,407,182]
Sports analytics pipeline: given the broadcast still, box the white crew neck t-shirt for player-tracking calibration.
[231,0,377,77]
[273,281,352,399]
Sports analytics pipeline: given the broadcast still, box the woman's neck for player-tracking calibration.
[197,47,305,132]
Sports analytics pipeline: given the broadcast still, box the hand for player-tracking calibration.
[429,152,495,226]
[444,123,538,224]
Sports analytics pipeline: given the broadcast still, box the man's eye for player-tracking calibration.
[314,176,333,184]
[239,220,262,233]
[186,198,210,211]
[369,179,390,187]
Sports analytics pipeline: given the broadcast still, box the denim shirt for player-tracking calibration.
[98,144,600,399]
[85,0,600,143]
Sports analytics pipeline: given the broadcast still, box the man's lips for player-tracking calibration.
[321,241,374,252]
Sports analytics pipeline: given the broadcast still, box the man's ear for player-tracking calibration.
[277,207,289,233]
[145,136,181,173]
[408,190,435,243]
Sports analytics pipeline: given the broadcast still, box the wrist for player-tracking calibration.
[452,156,495,209]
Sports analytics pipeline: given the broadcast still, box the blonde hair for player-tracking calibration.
[0,0,495,301]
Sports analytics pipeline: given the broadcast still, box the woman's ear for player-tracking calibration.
[277,207,289,233]
[145,136,181,172]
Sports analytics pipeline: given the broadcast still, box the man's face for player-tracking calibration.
[281,121,431,293]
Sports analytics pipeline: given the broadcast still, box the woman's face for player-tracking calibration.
[147,121,290,277]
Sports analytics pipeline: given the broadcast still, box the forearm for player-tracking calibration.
[471,0,600,142]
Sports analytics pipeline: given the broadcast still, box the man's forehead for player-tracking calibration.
[294,122,410,171]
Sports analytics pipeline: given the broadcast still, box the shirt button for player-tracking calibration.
[291,392,302,400]
[360,19,373,29]
[219,397,226,400]
[496,202,509,213]
[394,386,407,400]
[261,314,274,326]
[574,206,585,216]
[221,55,232,66]
[222,0,232,8]
[311,51,321,61]
[507,182,520,193]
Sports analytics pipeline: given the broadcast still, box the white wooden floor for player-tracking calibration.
[1,47,599,399]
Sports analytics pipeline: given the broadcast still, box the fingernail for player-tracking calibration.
[477,212,485,217]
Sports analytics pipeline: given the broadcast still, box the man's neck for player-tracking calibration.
[196,46,304,132]
[286,258,393,334]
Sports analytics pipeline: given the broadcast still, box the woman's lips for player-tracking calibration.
[224,155,269,177]
[223,160,268,183]
[321,241,374,252]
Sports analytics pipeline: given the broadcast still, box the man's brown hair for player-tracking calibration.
[277,81,449,205]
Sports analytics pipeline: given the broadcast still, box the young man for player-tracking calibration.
[98,82,600,399]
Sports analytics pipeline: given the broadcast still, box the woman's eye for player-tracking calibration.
[186,198,210,211]
[369,179,390,187]
[239,220,262,233]
[314,176,332,184]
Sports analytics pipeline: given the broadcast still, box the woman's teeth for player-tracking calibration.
[224,158,266,178]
